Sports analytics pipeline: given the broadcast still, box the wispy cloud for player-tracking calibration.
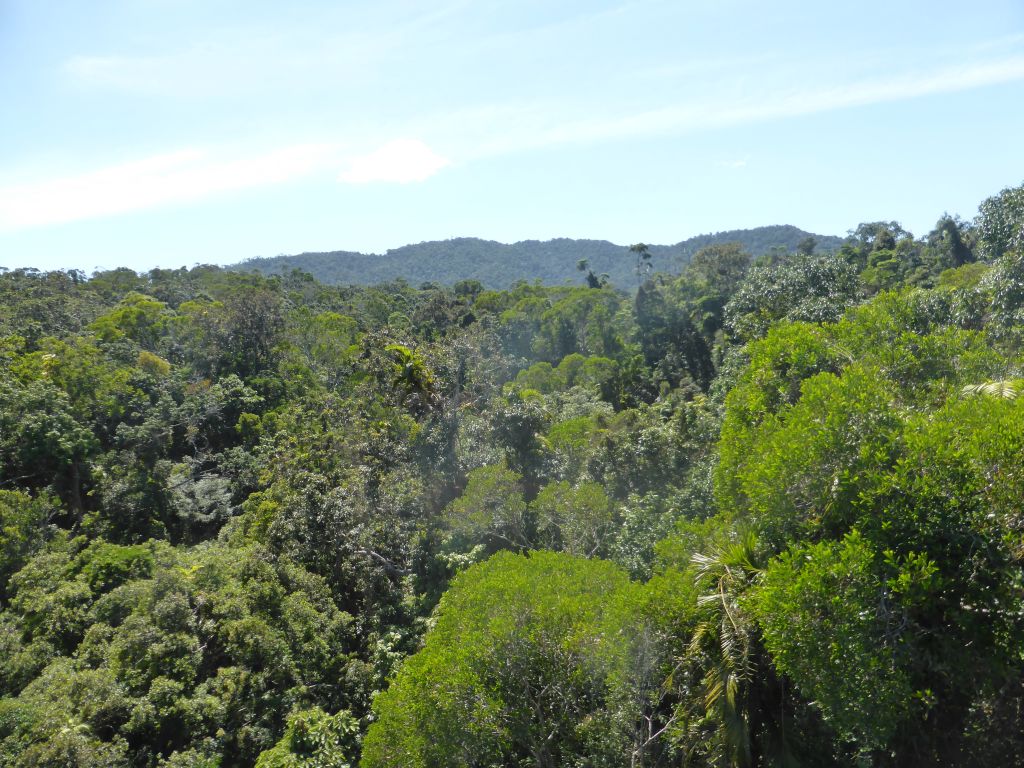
[339,139,450,184]
[0,144,338,231]
[61,3,479,100]
[64,46,355,100]
[627,52,779,83]
[759,54,1024,119]
[466,54,1024,157]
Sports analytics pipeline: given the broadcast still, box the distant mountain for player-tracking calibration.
[234,225,845,289]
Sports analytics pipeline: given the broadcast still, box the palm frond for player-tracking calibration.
[961,379,1020,399]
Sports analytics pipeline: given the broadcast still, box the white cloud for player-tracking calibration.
[0,144,338,231]
[759,55,1024,119]
[338,139,450,184]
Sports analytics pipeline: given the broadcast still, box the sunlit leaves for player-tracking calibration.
[747,532,912,748]
[362,551,644,768]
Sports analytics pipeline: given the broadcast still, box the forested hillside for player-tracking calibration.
[236,225,844,288]
[0,184,1023,767]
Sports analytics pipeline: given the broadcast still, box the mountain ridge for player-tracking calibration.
[235,225,846,288]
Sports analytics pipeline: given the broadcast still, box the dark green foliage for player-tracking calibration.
[635,278,715,391]
[0,540,360,766]
[0,492,54,603]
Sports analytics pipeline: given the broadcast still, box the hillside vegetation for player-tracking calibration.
[0,184,1023,766]
[236,225,844,288]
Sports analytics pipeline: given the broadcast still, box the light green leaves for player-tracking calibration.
[363,551,644,768]
[747,533,912,748]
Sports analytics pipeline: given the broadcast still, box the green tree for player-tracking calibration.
[686,243,752,299]
[630,243,653,285]
[0,491,54,602]
[532,480,615,556]
[362,551,646,768]
[724,253,861,342]
[975,181,1024,260]
[444,463,530,552]
[255,707,358,768]
[746,532,913,751]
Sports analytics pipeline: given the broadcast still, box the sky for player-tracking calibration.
[1,0,1023,273]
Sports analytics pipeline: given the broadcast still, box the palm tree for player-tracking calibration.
[630,243,653,285]
[685,532,761,766]
[678,532,796,767]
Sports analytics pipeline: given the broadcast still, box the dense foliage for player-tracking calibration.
[1,182,1023,766]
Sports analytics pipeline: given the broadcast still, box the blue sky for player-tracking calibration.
[2,0,1023,273]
